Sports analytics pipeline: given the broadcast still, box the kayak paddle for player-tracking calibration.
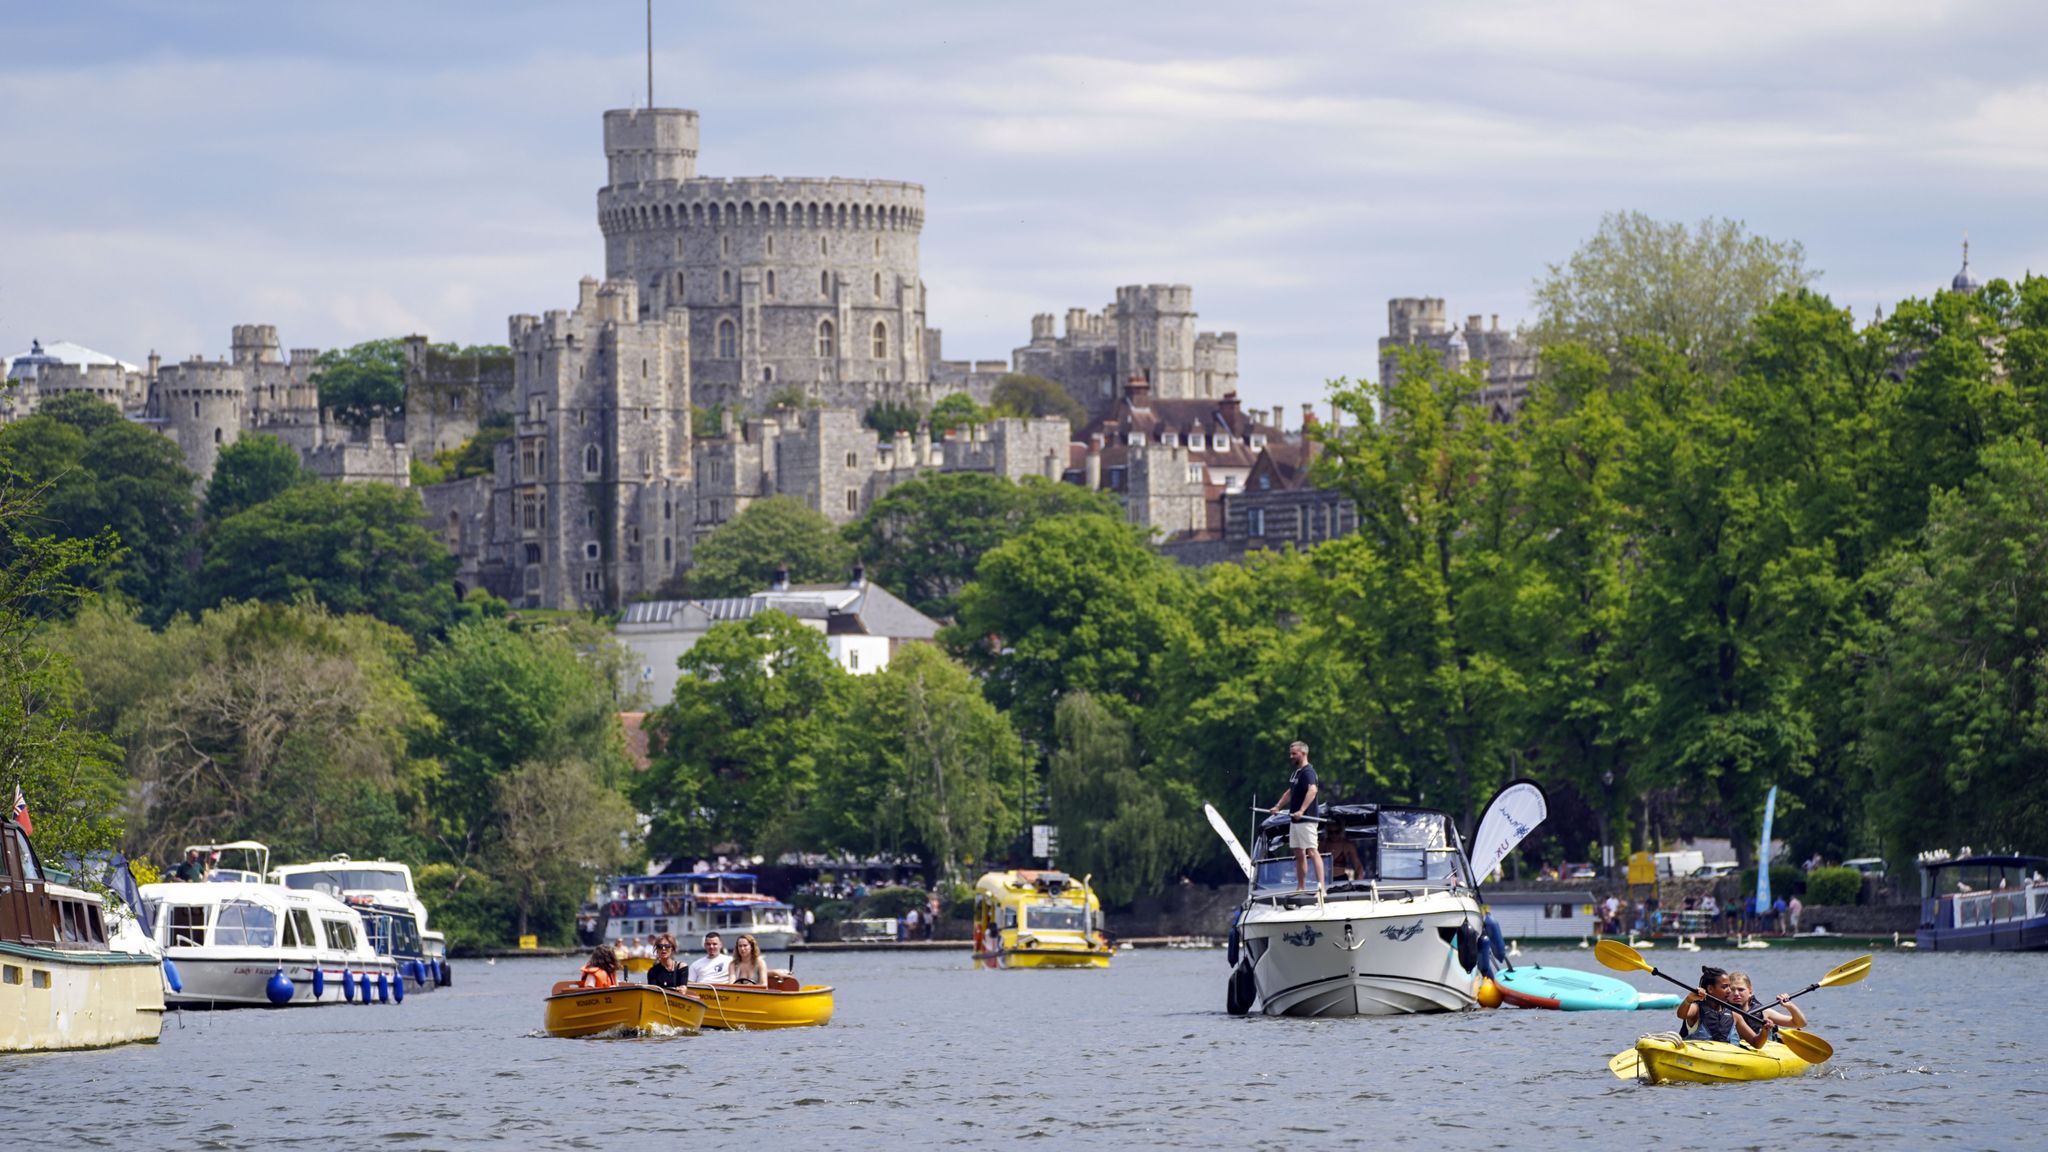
[1593,939,1834,1065]
[1204,803,1254,880]
[1781,954,1871,1003]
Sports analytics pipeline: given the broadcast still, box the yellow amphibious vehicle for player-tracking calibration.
[972,870,1112,969]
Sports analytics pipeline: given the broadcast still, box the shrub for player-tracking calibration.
[860,885,929,918]
[1805,866,1864,907]
[1736,865,1803,903]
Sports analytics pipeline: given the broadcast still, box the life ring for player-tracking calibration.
[608,900,627,918]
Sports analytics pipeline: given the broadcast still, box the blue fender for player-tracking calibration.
[264,968,294,1005]
[162,958,183,994]
[312,966,326,999]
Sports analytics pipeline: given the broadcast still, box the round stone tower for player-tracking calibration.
[157,357,246,481]
[596,107,928,413]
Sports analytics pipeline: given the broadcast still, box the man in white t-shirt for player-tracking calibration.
[685,931,732,983]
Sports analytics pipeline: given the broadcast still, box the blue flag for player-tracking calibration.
[1756,785,1777,912]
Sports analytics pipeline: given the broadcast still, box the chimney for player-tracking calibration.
[849,562,866,589]
[1301,402,1317,426]
[1490,314,1500,331]
[1218,390,1241,422]
[770,564,790,592]
[1125,373,1150,405]
[1272,405,1284,431]
[1085,443,1102,489]
[1328,402,1342,430]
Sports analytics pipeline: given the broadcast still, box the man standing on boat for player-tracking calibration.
[1269,741,1325,898]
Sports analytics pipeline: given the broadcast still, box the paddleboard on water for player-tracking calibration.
[1492,964,1647,1011]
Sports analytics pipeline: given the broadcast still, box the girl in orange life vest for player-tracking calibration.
[578,943,622,989]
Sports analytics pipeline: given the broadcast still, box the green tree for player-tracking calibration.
[847,472,1120,619]
[314,338,408,428]
[990,373,1087,433]
[1531,211,1812,380]
[864,401,923,439]
[814,644,1030,881]
[639,611,850,859]
[205,432,308,522]
[493,758,638,940]
[194,481,457,640]
[1048,691,1195,907]
[686,495,854,598]
[0,474,124,861]
[947,512,1188,742]
[0,399,197,620]
[35,391,126,436]
[1861,437,2048,862]
[929,391,988,435]
[407,616,637,867]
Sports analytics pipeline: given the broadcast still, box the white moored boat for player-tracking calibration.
[139,876,400,1008]
[273,854,451,987]
[1225,805,1487,1017]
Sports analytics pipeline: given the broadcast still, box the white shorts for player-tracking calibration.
[1288,821,1319,850]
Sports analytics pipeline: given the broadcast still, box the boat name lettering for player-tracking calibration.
[1282,926,1323,947]
[1379,920,1424,942]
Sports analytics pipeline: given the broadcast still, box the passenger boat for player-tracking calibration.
[1915,851,2048,952]
[689,977,836,1029]
[1,816,166,1052]
[543,981,706,1037]
[971,870,1112,969]
[273,853,452,985]
[1224,805,1486,1016]
[1630,1032,1815,1083]
[597,870,799,954]
[139,877,401,1007]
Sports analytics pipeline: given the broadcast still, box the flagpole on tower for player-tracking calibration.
[646,0,654,109]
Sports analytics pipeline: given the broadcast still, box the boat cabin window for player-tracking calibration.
[1023,906,1087,932]
[324,918,358,951]
[85,902,105,944]
[282,869,409,896]
[1377,810,1450,882]
[167,904,209,947]
[214,900,278,947]
[58,900,81,943]
[998,907,1017,929]
[281,908,316,948]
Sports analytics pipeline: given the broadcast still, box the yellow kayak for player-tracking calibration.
[688,982,835,1029]
[543,982,706,1038]
[1633,1033,1814,1084]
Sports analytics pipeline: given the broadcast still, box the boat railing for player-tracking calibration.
[1943,882,2048,929]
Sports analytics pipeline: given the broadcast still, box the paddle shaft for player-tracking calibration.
[1253,806,1325,822]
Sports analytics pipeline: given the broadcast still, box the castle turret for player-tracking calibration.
[603,108,700,188]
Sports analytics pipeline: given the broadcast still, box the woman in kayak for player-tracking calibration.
[577,943,622,989]
[1727,970,1806,1043]
[1676,966,1763,1046]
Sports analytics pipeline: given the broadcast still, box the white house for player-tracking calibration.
[616,565,942,707]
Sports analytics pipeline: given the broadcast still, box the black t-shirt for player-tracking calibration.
[1286,764,1319,822]
[645,963,688,989]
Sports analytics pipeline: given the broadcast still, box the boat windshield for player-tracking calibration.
[1251,807,1474,891]
[1023,906,1087,932]
[282,869,411,896]
[213,900,278,947]
[362,911,423,956]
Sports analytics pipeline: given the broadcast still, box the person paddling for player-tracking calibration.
[1727,970,1806,1045]
[1676,965,1762,1046]
[1268,740,1325,900]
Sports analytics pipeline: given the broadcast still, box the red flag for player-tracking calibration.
[10,783,30,837]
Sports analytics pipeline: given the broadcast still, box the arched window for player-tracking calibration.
[583,445,601,475]
[872,320,887,359]
[820,270,831,297]
[213,427,223,444]
[717,319,736,359]
[763,366,774,383]
[817,320,836,359]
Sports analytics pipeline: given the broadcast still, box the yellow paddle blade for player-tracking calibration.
[1607,1047,1642,1079]
[1595,939,1651,973]
[1818,955,1872,988]
[1778,1028,1834,1065]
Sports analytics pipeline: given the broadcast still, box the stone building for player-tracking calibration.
[1222,438,1358,554]
[1379,298,1537,420]
[1,340,146,419]
[595,107,933,415]
[1012,286,1239,417]
[1069,382,1289,540]
[400,335,515,462]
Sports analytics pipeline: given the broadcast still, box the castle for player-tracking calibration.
[1378,299,1537,421]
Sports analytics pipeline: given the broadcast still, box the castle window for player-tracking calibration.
[721,235,730,257]
[846,451,858,469]
[451,393,463,411]
[721,270,731,298]
[676,237,686,256]
[819,236,828,255]
[677,271,686,296]
[717,319,736,359]
[763,366,774,383]
[664,537,672,563]
[708,499,720,520]
[525,543,542,564]
[1248,508,1266,537]
[818,320,836,359]
[846,489,859,513]
[640,450,652,475]
[577,409,586,427]
[583,572,600,592]
[663,499,672,521]
[766,270,776,298]
[873,237,881,257]
[630,525,641,544]
[446,511,460,545]
[584,542,600,561]
[766,234,775,256]
[521,496,538,530]
[872,321,887,359]
[642,406,650,421]
[874,272,882,298]
[521,447,536,477]
[193,400,200,418]
[820,270,831,297]
[585,508,598,529]
[584,445,601,475]
[213,428,223,444]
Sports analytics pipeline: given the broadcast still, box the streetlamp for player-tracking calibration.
[1601,770,1615,882]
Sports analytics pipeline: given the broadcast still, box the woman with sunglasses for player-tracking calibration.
[644,932,687,989]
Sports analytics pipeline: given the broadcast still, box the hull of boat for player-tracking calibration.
[0,941,165,1052]
[1240,891,1480,1017]
[975,946,1112,970]
[165,953,401,1007]
[1633,1034,1813,1083]
[688,983,835,1029]
[544,984,705,1037]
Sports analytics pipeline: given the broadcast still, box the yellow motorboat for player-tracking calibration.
[688,979,835,1029]
[622,956,654,975]
[1632,1033,1815,1084]
[972,870,1113,969]
[542,981,706,1037]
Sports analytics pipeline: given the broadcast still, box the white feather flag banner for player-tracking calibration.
[1471,780,1549,882]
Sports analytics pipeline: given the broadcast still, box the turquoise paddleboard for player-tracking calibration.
[1493,964,1669,1011]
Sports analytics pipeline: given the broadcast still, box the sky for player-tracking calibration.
[4,1,2047,415]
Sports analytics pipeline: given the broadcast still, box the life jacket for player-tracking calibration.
[578,966,617,989]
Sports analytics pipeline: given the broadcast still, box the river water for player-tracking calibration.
[8,946,2042,1149]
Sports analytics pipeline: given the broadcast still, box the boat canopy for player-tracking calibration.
[1919,855,2048,900]
[1251,805,1475,893]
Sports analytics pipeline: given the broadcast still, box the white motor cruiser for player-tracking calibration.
[272,854,451,987]
[1211,782,1549,1018]
[138,878,401,1007]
